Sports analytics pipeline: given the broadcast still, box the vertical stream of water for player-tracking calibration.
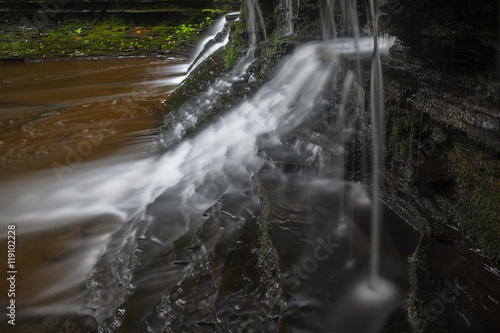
[369,0,385,289]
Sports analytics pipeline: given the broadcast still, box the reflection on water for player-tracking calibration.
[0,57,188,326]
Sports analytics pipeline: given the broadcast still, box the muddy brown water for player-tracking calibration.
[0,57,187,177]
[0,57,188,329]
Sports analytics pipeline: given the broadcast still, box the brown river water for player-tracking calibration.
[0,57,189,328]
[0,57,186,177]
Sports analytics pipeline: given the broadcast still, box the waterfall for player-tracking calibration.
[318,0,388,289]
[82,36,393,329]
[0,0,403,329]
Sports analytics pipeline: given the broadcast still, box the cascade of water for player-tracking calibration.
[165,39,389,208]
[161,1,269,149]
[84,38,392,324]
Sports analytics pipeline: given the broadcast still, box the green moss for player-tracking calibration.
[386,103,414,164]
[0,14,219,60]
[223,19,246,69]
[388,118,411,162]
[448,144,500,261]
[224,44,240,67]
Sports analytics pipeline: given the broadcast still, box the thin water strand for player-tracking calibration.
[320,0,337,40]
[369,0,385,289]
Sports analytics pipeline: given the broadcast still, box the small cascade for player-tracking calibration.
[245,0,267,49]
[320,0,366,263]
[161,1,268,149]
[317,0,388,290]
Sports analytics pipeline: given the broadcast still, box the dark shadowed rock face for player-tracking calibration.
[0,0,220,12]
[0,0,238,25]
[381,0,500,150]
[379,0,500,265]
